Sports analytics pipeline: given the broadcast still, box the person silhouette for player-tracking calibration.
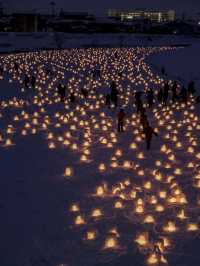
[117,109,125,132]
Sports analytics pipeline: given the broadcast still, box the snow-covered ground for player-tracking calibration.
[148,41,200,89]
[0,32,199,52]
[1,42,200,266]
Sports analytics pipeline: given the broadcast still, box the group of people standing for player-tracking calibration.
[115,78,197,150]
[114,85,158,150]
[57,83,89,104]
[55,64,197,151]
[157,80,195,106]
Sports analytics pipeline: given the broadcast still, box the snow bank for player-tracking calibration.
[148,41,200,88]
[0,32,199,53]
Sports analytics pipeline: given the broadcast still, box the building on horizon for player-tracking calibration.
[59,11,95,21]
[108,9,176,23]
[11,13,39,32]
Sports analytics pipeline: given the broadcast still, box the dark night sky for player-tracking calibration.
[3,0,200,15]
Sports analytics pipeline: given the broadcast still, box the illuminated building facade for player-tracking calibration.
[108,9,176,23]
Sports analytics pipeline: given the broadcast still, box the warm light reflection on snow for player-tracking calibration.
[0,46,200,266]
